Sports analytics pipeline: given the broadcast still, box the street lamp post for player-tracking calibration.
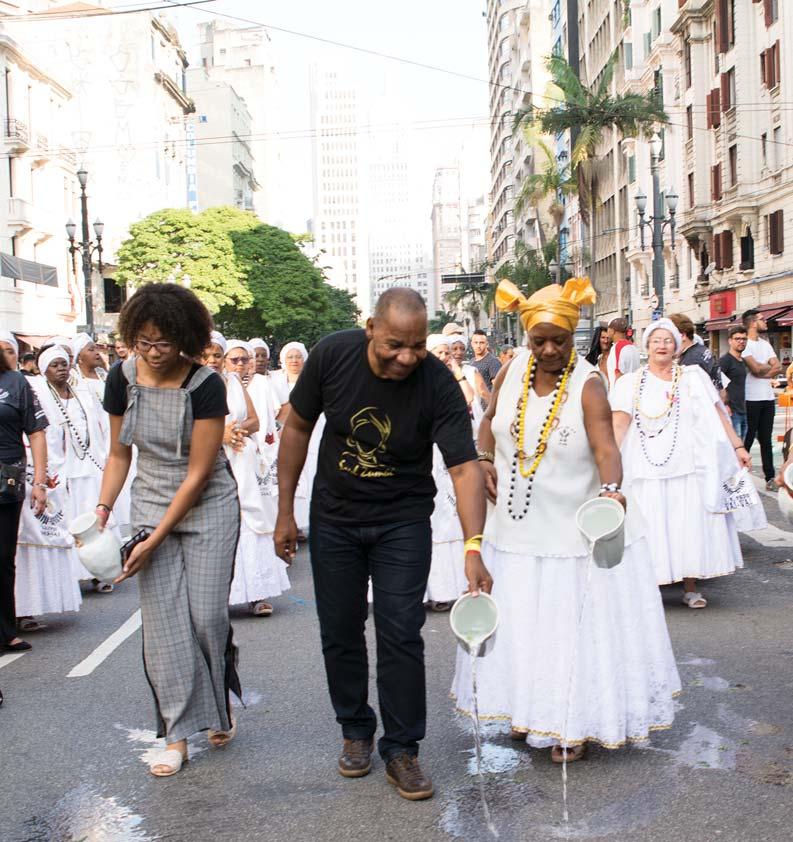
[548,256,574,286]
[66,166,104,339]
[635,133,678,319]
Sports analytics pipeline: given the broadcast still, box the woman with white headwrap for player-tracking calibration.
[271,342,308,408]
[69,332,110,466]
[424,335,473,610]
[204,336,290,615]
[35,343,119,592]
[611,318,755,608]
[16,346,83,626]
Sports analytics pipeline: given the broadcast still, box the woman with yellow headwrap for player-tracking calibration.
[452,279,679,763]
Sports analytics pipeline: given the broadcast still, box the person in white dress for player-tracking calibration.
[447,335,488,436]
[16,346,82,628]
[611,318,756,609]
[203,334,290,616]
[425,335,476,611]
[452,279,680,763]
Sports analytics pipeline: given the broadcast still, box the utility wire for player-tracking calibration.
[2,0,215,21]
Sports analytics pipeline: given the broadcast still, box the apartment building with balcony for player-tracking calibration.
[186,68,258,212]
[0,20,79,345]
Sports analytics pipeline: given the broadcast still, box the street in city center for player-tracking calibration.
[3,469,793,842]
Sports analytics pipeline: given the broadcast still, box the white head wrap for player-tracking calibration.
[39,345,69,373]
[225,340,253,358]
[426,334,451,353]
[643,318,682,353]
[279,341,308,366]
[72,332,94,361]
[249,338,270,356]
[49,336,74,356]
[0,330,18,355]
[210,330,227,354]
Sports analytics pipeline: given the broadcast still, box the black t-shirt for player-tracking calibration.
[0,370,48,462]
[720,352,747,415]
[103,362,228,418]
[290,329,477,525]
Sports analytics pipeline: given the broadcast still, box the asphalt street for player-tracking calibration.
[3,448,793,841]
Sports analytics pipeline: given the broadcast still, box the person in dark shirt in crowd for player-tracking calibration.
[719,325,749,439]
[669,313,723,394]
[469,329,501,390]
[274,288,490,802]
[19,353,38,376]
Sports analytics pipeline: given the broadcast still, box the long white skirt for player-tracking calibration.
[426,540,468,603]
[228,520,291,605]
[451,540,681,749]
[15,545,83,617]
[630,474,743,584]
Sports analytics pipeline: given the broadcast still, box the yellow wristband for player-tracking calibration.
[463,535,483,554]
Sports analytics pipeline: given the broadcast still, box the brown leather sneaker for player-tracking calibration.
[385,753,434,800]
[338,738,374,778]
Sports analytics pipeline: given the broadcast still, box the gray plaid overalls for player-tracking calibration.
[119,358,241,741]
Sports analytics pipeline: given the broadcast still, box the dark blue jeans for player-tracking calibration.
[308,517,432,761]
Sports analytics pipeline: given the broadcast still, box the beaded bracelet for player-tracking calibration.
[600,483,622,494]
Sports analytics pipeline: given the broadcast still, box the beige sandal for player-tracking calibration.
[551,744,587,764]
[150,747,188,777]
[682,591,707,609]
[208,717,237,748]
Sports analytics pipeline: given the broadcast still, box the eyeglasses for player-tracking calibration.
[227,356,250,365]
[135,339,174,354]
[648,338,676,347]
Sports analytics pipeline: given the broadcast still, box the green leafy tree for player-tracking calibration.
[443,279,493,330]
[427,310,455,334]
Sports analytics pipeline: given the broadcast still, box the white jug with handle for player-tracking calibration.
[69,512,122,582]
[449,592,499,657]
[575,496,625,569]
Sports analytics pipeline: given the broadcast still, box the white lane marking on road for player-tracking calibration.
[747,524,793,548]
[67,609,141,678]
[0,652,26,671]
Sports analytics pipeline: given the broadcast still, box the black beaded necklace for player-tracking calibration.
[47,382,104,472]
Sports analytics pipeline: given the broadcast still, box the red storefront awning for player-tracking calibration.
[756,300,793,321]
[705,317,736,331]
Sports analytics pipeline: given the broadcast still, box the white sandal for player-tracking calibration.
[682,591,707,609]
[208,717,237,748]
[149,748,188,777]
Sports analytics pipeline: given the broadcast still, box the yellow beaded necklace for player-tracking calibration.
[515,348,577,479]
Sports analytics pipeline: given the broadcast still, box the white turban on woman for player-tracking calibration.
[38,345,69,373]
[642,318,683,354]
[426,334,451,353]
[279,341,308,366]
[249,338,270,356]
[225,340,254,358]
[49,336,74,356]
[72,332,94,361]
[0,329,18,355]
[210,330,227,355]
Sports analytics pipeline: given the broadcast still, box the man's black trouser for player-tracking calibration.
[308,517,432,762]
[0,501,23,646]
[744,399,776,481]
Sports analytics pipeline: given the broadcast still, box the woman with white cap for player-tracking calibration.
[271,342,308,409]
[69,332,110,471]
[15,345,83,629]
[220,339,290,616]
[425,335,474,610]
[611,317,752,608]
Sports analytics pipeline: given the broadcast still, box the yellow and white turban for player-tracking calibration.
[495,278,596,333]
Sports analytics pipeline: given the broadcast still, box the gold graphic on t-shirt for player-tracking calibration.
[339,406,396,478]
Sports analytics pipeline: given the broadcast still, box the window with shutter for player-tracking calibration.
[740,229,755,270]
[714,164,723,200]
[773,41,781,90]
[714,232,723,269]
[721,72,730,110]
[710,89,722,128]
[760,50,767,86]
[772,210,784,254]
[688,173,695,208]
[727,0,736,47]
[706,91,712,129]
[729,145,738,185]
[721,231,734,268]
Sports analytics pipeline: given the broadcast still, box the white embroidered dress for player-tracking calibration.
[452,351,681,749]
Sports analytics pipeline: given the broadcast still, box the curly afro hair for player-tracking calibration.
[117,283,213,359]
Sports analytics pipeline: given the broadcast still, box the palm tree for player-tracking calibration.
[516,52,667,299]
[444,280,491,330]
[515,130,577,280]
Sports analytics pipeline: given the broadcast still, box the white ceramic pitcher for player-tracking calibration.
[449,592,499,657]
[575,496,625,569]
[69,512,122,582]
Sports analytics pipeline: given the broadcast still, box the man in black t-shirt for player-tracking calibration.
[275,288,490,801]
[720,325,749,439]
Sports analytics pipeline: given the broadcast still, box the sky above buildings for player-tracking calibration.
[167,0,491,231]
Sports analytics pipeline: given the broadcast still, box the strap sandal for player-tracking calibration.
[208,717,237,748]
[92,581,114,594]
[551,743,587,764]
[17,619,46,632]
[149,747,188,777]
[250,601,273,617]
[682,591,707,609]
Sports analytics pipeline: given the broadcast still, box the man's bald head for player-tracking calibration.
[374,287,427,321]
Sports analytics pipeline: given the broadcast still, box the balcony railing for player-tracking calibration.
[7,196,34,231]
[5,118,30,147]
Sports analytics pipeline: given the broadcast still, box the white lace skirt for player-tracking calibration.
[426,539,467,603]
[14,545,83,617]
[629,474,743,584]
[228,520,291,605]
[451,540,681,749]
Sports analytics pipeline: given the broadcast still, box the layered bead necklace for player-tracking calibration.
[47,381,104,472]
[507,348,577,521]
[633,364,683,468]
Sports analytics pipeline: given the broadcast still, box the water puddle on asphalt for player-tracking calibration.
[652,723,737,771]
[115,723,207,769]
[19,784,151,841]
[466,742,526,776]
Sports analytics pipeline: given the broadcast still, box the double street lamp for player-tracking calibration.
[635,133,678,318]
[66,166,104,339]
[548,256,574,285]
